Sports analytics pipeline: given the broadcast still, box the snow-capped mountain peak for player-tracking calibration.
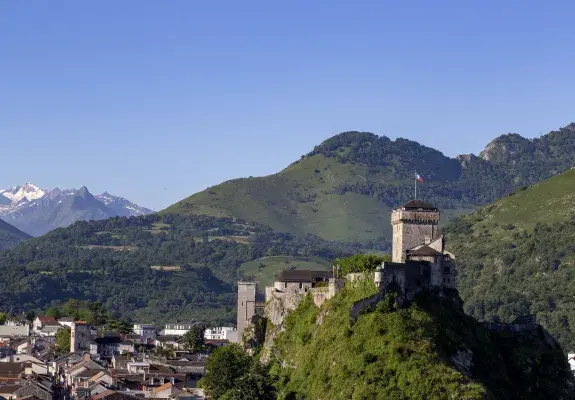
[95,192,154,217]
[0,183,153,236]
[0,182,45,203]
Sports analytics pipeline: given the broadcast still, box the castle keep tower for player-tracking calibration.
[236,281,257,341]
[391,200,440,263]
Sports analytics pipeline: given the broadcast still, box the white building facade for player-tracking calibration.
[163,323,201,336]
[133,324,156,342]
[204,327,237,340]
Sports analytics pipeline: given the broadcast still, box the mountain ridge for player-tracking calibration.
[0,218,30,251]
[0,183,153,236]
[445,167,575,352]
[164,123,575,245]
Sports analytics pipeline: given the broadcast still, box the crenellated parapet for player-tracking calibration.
[391,209,440,225]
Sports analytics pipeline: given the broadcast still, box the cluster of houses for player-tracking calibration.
[0,316,238,400]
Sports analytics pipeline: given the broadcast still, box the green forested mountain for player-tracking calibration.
[0,219,30,250]
[271,282,573,399]
[0,214,364,324]
[445,167,575,351]
[164,123,575,245]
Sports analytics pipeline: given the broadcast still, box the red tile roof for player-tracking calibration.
[36,316,58,324]
[152,383,173,393]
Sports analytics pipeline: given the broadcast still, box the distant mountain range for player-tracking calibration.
[0,183,153,236]
[164,123,575,245]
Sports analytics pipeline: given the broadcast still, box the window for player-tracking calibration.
[299,282,303,289]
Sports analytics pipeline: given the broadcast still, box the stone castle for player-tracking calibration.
[236,199,456,341]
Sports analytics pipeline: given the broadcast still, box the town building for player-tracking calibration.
[70,321,94,353]
[154,336,182,350]
[133,324,156,342]
[203,327,236,341]
[0,325,29,338]
[32,317,60,333]
[162,323,202,336]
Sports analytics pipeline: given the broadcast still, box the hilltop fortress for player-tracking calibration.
[236,200,457,341]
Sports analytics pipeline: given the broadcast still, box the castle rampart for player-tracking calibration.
[391,210,440,224]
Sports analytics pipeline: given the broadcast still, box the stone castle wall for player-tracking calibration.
[237,282,257,341]
[392,222,438,263]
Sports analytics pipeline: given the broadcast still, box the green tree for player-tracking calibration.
[0,312,6,325]
[25,310,36,322]
[334,253,391,275]
[154,344,176,358]
[55,327,71,354]
[46,306,61,319]
[106,315,133,333]
[182,324,205,353]
[199,344,274,399]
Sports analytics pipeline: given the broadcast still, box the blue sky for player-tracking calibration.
[2,1,574,210]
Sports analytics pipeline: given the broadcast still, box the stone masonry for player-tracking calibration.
[391,202,440,263]
[236,281,257,342]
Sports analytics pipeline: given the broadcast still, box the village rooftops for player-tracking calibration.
[152,382,181,394]
[0,362,24,377]
[89,371,110,382]
[35,316,60,326]
[0,384,22,394]
[276,270,332,283]
[398,200,437,211]
[53,352,83,365]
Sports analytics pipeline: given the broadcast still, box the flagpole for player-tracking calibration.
[414,170,417,200]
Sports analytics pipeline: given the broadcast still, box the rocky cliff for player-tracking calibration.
[267,279,574,399]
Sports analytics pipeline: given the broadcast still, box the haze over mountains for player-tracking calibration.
[0,183,153,236]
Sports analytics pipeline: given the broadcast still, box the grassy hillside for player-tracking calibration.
[271,282,573,399]
[165,154,397,242]
[164,125,575,244]
[0,219,30,250]
[445,167,575,351]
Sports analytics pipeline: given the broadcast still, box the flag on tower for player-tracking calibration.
[416,173,424,183]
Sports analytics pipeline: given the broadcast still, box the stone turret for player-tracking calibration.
[236,282,257,342]
[391,200,440,263]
